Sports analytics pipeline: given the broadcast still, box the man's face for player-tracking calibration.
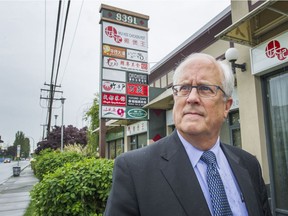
[173,57,232,146]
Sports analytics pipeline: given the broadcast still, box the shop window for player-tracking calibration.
[116,139,124,156]
[108,141,116,159]
[130,136,137,150]
[108,139,124,159]
[229,110,242,148]
[129,133,147,150]
[138,133,147,148]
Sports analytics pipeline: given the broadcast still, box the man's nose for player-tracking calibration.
[186,87,200,102]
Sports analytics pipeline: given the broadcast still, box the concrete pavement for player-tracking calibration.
[0,164,38,216]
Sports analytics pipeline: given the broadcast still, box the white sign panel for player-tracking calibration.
[102,81,126,94]
[126,121,148,136]
[102,106,126,119]
[102,68,126,82]
[251,31,288,75]
[126,49,148,62]
[103,22,148,51]
[103,56,148,73]
[17,145,21,157]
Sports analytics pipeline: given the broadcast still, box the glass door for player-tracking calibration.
[265,68,288,216]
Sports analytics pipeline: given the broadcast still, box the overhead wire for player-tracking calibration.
[54,0,71,88]
[47,0,63,134]
[42,0,83,137]
[60,0,85,85]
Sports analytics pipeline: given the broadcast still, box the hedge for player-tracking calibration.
[33,149,84,180]
[30,158,114,216]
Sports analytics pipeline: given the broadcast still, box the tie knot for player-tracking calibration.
[200,151,217,166]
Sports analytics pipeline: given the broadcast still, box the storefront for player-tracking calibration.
[126,121,148,150]
[250,31,288,216]
[217,1,288,214]
[106,127,124,159]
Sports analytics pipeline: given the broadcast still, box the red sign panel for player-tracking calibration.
[102,93,126,106]
[126,83,148,96]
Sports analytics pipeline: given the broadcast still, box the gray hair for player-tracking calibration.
[173,53,234,98]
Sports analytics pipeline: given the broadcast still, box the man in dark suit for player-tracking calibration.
[104,53,272,216]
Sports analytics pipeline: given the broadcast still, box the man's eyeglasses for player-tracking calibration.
[172,84,227,98]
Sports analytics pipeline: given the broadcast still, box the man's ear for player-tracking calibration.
[223,97,233,119]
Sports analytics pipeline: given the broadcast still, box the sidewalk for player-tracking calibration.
[0,164,38,216]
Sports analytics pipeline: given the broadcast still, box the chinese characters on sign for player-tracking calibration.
[100,5,149,120]
[103,22,148,51]
[251,31,288,75]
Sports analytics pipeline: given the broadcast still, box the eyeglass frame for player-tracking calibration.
[172,84,228,98]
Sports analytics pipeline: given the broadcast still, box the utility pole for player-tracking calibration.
[60,97,65,152]
[54,115,58,126]
[40,83,63,138]
[40,124,47,140]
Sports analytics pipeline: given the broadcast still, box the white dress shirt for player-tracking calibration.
[177,131,248,216]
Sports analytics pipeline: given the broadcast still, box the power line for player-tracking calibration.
[47,0,62,136]
[54,0,71,88]
[60,0,85,85]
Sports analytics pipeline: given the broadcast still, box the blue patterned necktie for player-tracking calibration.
[201,151,233,216]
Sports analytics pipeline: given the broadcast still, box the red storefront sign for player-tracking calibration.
[102,93,126,106]
[126,83,148,96]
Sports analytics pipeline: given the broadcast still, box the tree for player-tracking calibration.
[6,146,16,158]
[35,125,87,154]
[85,94,100,153]
[13,131,30,158]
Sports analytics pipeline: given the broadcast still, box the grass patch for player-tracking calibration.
[24,201,35,216]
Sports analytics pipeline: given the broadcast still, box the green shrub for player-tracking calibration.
[30,158,113,216]
[34,149,84,180]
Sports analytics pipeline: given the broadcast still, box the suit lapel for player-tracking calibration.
[221,144,260,216]
[160,131,211,216]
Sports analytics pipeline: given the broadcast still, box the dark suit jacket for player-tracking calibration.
[104,130,272,216]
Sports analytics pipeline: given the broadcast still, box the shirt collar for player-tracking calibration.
[177,130,221,168]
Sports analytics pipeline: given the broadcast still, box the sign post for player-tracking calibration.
[99,4,149,158]
[17,145,20,166]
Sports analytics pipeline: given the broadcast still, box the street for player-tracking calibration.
[0,160,30,185]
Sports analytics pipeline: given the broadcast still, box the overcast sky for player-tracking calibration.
[0,0,230,148]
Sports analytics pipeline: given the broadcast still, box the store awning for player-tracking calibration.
[143,87,174,110]
[216,0,288,46]
[92,119,138,133]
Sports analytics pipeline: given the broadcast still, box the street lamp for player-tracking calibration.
[60,97,66,152]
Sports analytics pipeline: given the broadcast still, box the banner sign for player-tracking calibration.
[127,83,148,96]
[126,49,148,62]
[127,95,148,107]
[17,145,21,158]
[102,68,126,82]
[126,107,148,119]
[102,106,126,119]
[251,31,288,75]
[103,44,126,59]
[127,72,148,84]
[102,80,126,94]
[103,56,148,73]
[126,121,148,136]
[102,93,126,106]
[100,6,149,29]
[103,22,148,51]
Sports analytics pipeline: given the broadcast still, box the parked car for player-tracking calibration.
[4,158,11,163]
